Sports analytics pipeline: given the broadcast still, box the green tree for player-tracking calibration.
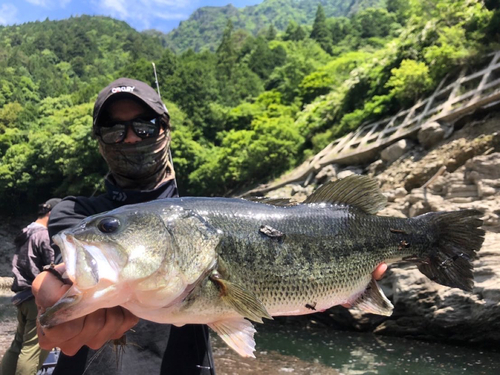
[0,102,23,130]
[328,17,353,45]
[386,0,411,23]
[283,21,307,42]
[168,56,219,140]
[352,8,397,39]
[385,59,433,104]
[310,5,331,53]
[266,24,277,41]
[216,20,236,80]
[248,38,286,80]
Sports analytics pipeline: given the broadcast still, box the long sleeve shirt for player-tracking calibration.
[12,222,54,294]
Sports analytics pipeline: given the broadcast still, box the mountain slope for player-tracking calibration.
[0,15,164,103]
[158,0,386,52]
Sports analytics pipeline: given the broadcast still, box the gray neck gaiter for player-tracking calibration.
[98,132,173,190]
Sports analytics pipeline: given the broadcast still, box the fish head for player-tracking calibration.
[41,203,221,327]
[53,207,173,289]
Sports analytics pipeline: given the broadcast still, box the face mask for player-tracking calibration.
[98,132,173,190]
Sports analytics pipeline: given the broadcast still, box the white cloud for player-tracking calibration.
[0,4,17,25]
[25,0,49,6]
[25,0,72,7]
[145,0,198,9]
[99,0,129,18]
[92,0,197,29]
[155,12,188,21]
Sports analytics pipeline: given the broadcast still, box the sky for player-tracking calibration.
[0,0,264,34]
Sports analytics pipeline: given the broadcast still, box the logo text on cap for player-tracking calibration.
[111,86,135,93]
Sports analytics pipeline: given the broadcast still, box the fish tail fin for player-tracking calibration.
[417,210,485,291]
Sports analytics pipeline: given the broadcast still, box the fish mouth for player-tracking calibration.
[53,233,120,289]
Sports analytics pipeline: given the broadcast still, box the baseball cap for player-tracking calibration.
[38,198,62,216]
[93,77,169,128]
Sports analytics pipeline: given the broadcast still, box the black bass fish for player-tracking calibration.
[40,175,484,357]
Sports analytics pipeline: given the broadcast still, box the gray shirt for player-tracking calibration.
[11,222,55,294]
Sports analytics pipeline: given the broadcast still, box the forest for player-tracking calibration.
[0,0,499,211]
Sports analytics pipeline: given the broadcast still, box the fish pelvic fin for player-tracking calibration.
[209,318,257,358]
[352,278,393,316]
[210,273,272,323]
[304,175,387,214]
[416,210,485,292]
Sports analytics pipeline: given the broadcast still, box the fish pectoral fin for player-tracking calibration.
[210,273,272,323]
[38,285,83,328]
[304,175,386,214]
[351,278,394,316]
[208,318,257,358]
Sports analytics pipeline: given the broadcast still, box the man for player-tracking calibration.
[32,78,215,375]
[1,198,61,375]
[32,78,388,374]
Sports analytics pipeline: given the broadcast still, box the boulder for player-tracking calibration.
[314,164,338,184]
[337,167,363,180]
[380,139,415,164]
[290,184,314,202]
[366,159,385,177]
[417,121,449,149]
[384,187,407,202]
[465,152,500,181]
[373,232,500,346]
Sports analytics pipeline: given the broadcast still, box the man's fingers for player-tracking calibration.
[86,307,125,350]
[37,317,86,353]
[32,262,140,355]
[33,263,70,309]
[373,263,388,280]
[61,310,107,355]
[39,307,139,355]
[109,308,139,340]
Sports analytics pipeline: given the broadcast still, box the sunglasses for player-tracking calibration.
[95,117,163,144]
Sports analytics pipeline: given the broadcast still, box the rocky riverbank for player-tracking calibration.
[266,112,500,347]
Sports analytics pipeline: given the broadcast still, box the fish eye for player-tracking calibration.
[97,218,120,233]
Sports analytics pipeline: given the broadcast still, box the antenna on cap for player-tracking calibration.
[151,62,178,195]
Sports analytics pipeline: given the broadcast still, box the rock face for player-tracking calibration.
[373,231,500,346]
[314,164,338,184]
[380,139,415,163]
[417,121,451,149]
[371,152,500,346]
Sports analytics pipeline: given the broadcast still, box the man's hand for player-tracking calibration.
[33,263,139,356]
[341,262,388,308]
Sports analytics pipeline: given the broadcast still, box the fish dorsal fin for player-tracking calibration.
[209,318,257,358]
[351,278,393,316]
[210,273,272,323]
[304,175,387,214]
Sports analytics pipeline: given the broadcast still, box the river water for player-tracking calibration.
[212,325,499,375]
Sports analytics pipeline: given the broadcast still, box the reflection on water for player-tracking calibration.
[212,325,499,375]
